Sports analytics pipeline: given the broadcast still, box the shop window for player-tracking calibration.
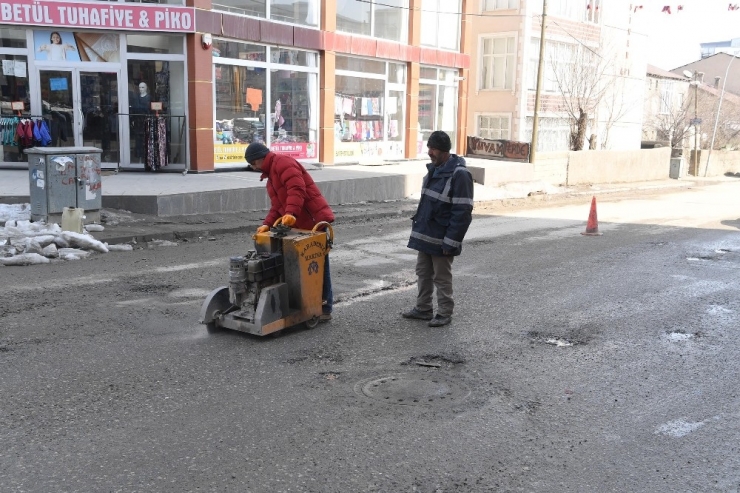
[270,69,318,158]
[420,0,460,51]
[478,114,511,140]
[212,0,266,18]
[127,34,184,54]
[336,56,386,74]
[480,35,515,90]
[127,60,186,165]
[0,28,26,49]
[270,0,319,26]
[0,54,30,164]
[337,0,408,43]
[418,66,458,156]
[125,0,186,4]
[213,44,319,163]
[212,40,266,61]
[335,75,385,143]
[482,0,518,9]
[212,0,319,27]
[389,63,406,84]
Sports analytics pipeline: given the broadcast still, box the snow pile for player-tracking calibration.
[1,216,131,267]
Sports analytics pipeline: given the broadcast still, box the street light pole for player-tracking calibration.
[705,52,737,177]
[529,0,547,164]
[693,75,699,176]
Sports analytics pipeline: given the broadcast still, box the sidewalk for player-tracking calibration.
[0,157,719,245]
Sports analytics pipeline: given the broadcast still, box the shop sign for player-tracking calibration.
[335,141,404,160]
[214,142,316,164]
[271,142,315,160]
[214,143,248,164]
[0,0,195,32]
[466,136,531,162]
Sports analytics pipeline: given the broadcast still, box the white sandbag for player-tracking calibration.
[0,245,17,257]
[85,224,105,232]
[58,248,91,259]
[61,231,109,253]
[4,219,16,228]
[0,253,50,266]
[53,236,70,248]
[33,235,56,247]
[23,239,44,255]
[106,243,134,252]
[42,243,58,258]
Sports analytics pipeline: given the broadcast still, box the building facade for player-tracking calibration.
[0,0,472,172]
[466,0,647,153]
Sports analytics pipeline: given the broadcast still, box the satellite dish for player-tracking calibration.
[683,70,693,78]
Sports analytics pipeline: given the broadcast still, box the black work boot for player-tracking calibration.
[401,307,433,320]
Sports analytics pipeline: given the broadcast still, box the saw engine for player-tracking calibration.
[200,221,333,336]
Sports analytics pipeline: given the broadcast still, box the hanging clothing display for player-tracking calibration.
[144,115,168,171]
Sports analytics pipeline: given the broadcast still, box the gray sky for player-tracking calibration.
[638,0,740,70]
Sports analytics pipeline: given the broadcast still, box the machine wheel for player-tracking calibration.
[200,287,230,334]
[303,316,320,330]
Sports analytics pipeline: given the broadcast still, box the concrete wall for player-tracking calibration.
[687,150,740,177]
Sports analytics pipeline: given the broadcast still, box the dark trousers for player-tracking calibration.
[322,254,333,314]
[415,251,454,317]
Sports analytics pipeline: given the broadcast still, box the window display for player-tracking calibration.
[334,56,406,162]
[1,54,30,164]
[418,66,458,157]
[127,60,186,168]
[213,40,318,165]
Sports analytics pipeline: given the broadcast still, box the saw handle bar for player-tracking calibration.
[269,218,334,248]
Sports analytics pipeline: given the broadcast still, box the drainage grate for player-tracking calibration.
[355,373,470,407]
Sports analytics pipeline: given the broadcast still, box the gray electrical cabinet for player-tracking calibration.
[26,147,103,224]
[669,157,685,179]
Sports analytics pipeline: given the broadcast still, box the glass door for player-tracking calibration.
[38,69,76,147]
[80,72,119,166]
[387,86,406,159]
[38,68,120,168]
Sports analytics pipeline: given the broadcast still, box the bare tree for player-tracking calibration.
[549,41,611,151]
[599,72,641,149]
[643,89,692,149]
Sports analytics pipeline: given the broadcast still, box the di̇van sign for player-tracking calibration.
[0,0,195,32]
[467,136,531,162]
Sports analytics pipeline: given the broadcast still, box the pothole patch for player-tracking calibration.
[665,330,700,342]
[402,353,465,368]
[354,373,470,407]
[527,331,583,347]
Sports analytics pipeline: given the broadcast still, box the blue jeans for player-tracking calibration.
[322,253,333,314]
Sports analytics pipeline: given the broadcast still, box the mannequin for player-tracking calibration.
[130,82,152,162]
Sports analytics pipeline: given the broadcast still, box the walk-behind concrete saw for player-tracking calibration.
[200,219,333,336]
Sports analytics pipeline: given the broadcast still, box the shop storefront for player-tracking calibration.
[333,55,406,163]
[212,39,319,169]
[418,66,459,157]
[0,1,192,171]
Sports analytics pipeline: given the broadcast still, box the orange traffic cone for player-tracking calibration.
[581,196,603,236]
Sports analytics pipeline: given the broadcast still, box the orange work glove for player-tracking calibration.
[256,225,269,234]
[281,214,296,227]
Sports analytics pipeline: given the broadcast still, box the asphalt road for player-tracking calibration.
[2,180,740,492]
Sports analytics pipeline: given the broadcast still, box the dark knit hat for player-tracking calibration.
[426,131,452,152]
[244,142,270,163]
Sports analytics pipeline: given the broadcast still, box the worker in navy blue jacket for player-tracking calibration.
[402,131,474,327]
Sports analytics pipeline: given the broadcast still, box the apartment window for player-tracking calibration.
[659,80,674,115]
[211,0,320,27]
[584,0,601,23]
[527,39,578,92]
[478,115,510,140]
[337,0,408,43]
[421,0,461,51]
[482,0,518,10]
[480,36,515,90]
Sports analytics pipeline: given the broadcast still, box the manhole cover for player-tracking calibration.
[355,373,470,406]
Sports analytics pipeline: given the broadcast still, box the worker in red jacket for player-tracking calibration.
[245,142,335,321]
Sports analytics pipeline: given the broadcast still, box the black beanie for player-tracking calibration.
[426,131,452,152]
[244,142,270,163]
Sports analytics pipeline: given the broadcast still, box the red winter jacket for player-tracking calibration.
[260,152,334,230]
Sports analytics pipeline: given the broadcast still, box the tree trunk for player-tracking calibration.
[570,109,588,151]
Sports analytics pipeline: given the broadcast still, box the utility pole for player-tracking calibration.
[706,53,737,177]
[693,75,699,176]
[529,0,547,164]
